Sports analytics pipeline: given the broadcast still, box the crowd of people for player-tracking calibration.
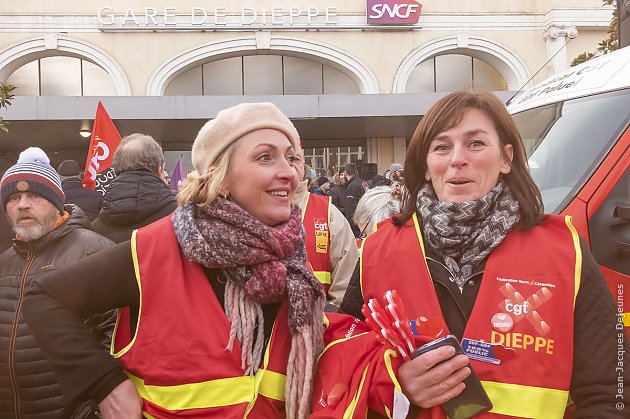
[0,93,628,419]
[304,161,404,240]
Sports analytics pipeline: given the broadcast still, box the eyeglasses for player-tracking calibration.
[359,222,370,238]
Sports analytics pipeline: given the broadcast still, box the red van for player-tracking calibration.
[508,46,630,327]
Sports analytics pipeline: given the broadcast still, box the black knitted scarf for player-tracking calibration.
[416,181,520,290]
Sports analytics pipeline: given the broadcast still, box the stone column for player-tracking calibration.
[366,137,379,171]
[392,137,407,167]
[543,25,578,77]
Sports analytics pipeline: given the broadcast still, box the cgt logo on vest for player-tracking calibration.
[314,218,328,231]
[366,0,422,24]
[490,283,555,354]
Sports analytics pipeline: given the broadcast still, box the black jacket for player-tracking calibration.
[22,238,280,407]
[0,205,113,419]
[91,170,177,243]
[342,176,367,227]
[329,185,346,216]
[0,213,12,253]
[340,235,630,418]
[61,177,104,221]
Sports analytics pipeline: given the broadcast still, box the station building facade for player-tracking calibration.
[0,0,613,176]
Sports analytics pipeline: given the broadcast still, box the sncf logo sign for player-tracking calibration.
[367,0,422,24]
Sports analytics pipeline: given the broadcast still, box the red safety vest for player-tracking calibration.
[312,313,403,419]
[302,193,332,294]
[361,213,581,419]
[111,216,292,418]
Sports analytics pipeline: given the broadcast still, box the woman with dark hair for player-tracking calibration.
[398,91,542,230]
[340,91,628,417]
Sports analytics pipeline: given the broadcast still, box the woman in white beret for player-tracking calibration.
[23,103,325,419]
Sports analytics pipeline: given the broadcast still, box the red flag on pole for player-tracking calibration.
[83,102,122,194]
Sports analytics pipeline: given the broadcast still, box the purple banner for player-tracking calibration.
[366,0,422,24]
[169,156,186,192]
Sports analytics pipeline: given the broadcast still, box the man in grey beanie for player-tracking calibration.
[0,147,113,419]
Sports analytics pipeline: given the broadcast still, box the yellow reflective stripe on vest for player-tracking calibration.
[564,215,582,307]
[127,372,254,410]
[382,348,401,393]
[482,381,569,418]
[256,369,286,401]
[383,348,401,419]
[314,270,332,285]
[256,321,285,402]
[111,230,143,359]
[127,368,286,411]
[244,322,287,417]
[343,363,370,419]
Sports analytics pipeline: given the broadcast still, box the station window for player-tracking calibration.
[406,54,507,93]
[164,147,365,182]
[165,55,360,96]
[5,56,117,96]
[302,146,364,177]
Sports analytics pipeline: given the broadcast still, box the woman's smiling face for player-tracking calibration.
[425,107,513,203]
[222,129,298,226]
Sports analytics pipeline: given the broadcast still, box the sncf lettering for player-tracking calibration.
[369,3,419,19]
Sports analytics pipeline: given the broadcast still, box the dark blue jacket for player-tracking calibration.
[342,176,368,228]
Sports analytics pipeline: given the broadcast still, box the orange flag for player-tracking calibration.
[83,102,122,194]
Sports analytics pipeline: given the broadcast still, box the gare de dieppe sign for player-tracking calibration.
[96,1,422,29]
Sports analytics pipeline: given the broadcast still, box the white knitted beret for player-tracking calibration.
[191,102,300,175]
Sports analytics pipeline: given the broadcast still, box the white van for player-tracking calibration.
[507,46,630,325]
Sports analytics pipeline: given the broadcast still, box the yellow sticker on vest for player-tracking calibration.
[315,230,328,253]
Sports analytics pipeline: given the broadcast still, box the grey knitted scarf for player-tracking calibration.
[172,198,324,418]
[417,181,520,291]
